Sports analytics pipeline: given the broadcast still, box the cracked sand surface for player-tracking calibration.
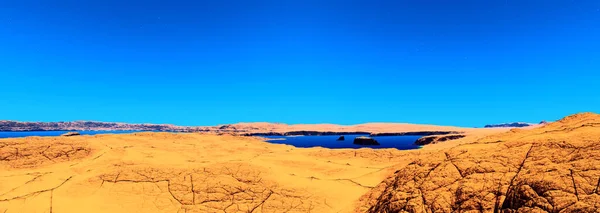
[0,132,416,213]
[0,137,91,169]
[2,113,600,213]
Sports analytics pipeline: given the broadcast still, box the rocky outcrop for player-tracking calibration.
[414,134,466,145]
[337,135,345,141]
[484,122,533,128]
[353,136,380,145]
[357,112,600,213]
[60,132,80,137]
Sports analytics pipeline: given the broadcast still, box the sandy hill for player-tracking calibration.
[0,112,598,213]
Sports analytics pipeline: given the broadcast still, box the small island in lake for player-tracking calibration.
[353,136,380,145]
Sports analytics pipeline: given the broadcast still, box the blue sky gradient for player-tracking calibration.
[1,0,599,126]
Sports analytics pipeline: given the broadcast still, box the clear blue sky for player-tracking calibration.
[1,0,599,127]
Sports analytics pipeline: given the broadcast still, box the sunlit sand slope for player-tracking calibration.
[1,132,425,213]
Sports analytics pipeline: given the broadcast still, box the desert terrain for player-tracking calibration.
[1,113,599,212]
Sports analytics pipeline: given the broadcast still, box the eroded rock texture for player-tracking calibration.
[357,113,600,213]
[0,137,91,168]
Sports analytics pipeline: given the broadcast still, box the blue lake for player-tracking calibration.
[262,134,423,150]
[0,132,423,150]
[0,130,144,139]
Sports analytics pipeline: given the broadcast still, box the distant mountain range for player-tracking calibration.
[0,121,206,132]
[483,121,546,128]
[0,120,506,136]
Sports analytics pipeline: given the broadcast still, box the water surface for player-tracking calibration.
[1,132,424,150]
[262,134,422,150]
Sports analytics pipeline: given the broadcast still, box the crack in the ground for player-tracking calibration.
[49,189,53,213]
[594,176,600,194]
[0,139,91,168]
[445,152,465,178]
[345,165,397,180]
[333,179,374,189]
[0,176,73,202]
[92,152,106,161]
[248,189,273,213]
[0,172,49,197]
[500,144,534,210]
[569,169,580,201]
[100,178,185,205]
[190,175,195,205]
[294,174,374,189]
[94,164,316,212]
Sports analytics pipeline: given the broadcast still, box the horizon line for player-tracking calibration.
[0,119,545,128]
